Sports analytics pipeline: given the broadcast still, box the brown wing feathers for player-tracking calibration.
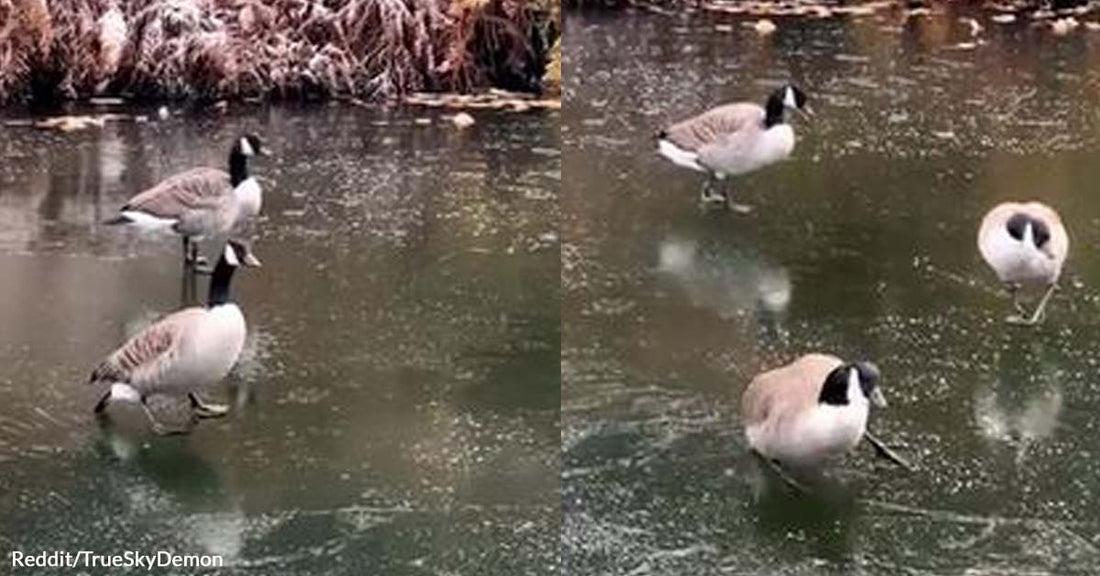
[662,104,759,151]
[123,168,231,218]
[88,322,178,386]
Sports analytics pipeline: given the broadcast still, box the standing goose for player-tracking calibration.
[978,202,1069,325]
[742,354,892,485]
[657,84,812,213]
[89,241,253,434]
[106,134,268,271]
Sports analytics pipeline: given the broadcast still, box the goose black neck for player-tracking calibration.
[764,94,786,129]
[207,256,237,307]
[229,150,249,187]
[819,365,851,406]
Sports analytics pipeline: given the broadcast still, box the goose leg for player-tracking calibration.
[1005,284,1028,324]
[1026,283,1057,325]
[864,431,915,471]
[182,237,192,265]
[700,177,722,204]
[188,241,213,275]
[180,267,198,306]
[714,179,752,214]
[1010,284,1027,316]
[191,242,209,268]
[141,397,190,435]
[752,450,809,494]
[1006,284,1056,326]
[189,393,230,418]
[724,193,754,215]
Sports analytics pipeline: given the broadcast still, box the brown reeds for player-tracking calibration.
[0,0,560,104]
[544,38,559,95]
[544,0,559,95]
[440,0,553,93]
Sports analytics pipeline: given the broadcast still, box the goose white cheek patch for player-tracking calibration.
[224,244,241,267]
[783,87,797,108]
[847,368,861,402]
[240,137,254,156]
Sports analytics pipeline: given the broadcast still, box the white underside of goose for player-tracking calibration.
[746,369,869,468]
[659,124,795,178]
[658,139,708,173]
[749,402,868,467]
[145,306,246,396]
[980,227,1059,286]
[118,210,179,231]
[701,124,795,177]
[106,382,142,404]
[234,177,263,218]
[101,304,246,404]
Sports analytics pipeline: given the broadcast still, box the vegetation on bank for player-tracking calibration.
[563,0,1093,11]
[0,0,559,105]
[545,0,560,95]
[545,37,560,96]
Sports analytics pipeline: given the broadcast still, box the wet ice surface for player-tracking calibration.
[0,104,560,574]
[564,8,1100,576]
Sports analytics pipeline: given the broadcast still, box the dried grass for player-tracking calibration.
[441,0,553,93]
[544,38,560,95]
[0,0,560,104]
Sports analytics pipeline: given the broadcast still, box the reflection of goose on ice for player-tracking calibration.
[974,379,1063,466]
[93,426,247,562]
[657,236,791,321]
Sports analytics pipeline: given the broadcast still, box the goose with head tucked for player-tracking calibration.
[89,241,255,434]
[106,134,268,272]
[742,354,893,487]
[978,202,1069,325]
[657,84,812,213]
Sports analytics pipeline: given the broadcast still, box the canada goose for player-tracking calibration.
[978,202,1069,325]
[742,354,890,484]
[657,84,812,213]
[89,241,253,434]
[106,134,268,271]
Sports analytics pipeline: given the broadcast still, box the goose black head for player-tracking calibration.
[1005,212,1051,252]
[782,85,809,112]
[228,134,268,186]
[765,84,812,127]
[233,133,269,158]
[208,241,255,306]
[820,360,886,408]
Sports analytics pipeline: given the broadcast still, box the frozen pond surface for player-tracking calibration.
[563,7,1100,576]
[0,104,560,574]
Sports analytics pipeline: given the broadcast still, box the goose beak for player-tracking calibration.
[798,105,816,120]
[243,252,263,267]
[870,387,888,409]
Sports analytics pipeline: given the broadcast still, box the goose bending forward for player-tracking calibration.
[978,202,1069,325]
[742,354,887,483]
[89,241,253,434]
[657,84,812,213]
[106,134,268,271]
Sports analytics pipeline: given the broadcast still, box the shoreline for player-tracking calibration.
[0,90,561,133]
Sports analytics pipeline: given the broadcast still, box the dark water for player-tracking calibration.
[564,8,1100,576]
[0,104,560,574]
